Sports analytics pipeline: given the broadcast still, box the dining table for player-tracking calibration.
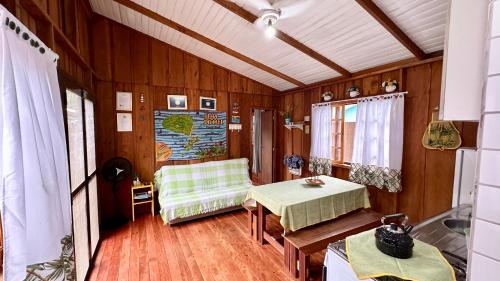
[245,175,371,253]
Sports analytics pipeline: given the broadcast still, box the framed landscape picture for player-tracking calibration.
[200,97,217,111]
[167,95,187,110]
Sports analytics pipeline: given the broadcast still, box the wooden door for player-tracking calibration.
[260,110,274,184]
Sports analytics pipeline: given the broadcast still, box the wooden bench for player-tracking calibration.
[243,201,258,240]
[283,209,382,281]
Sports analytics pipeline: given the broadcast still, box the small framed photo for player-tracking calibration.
[116,91,133,111]
[200,97,217,111]
[167,95,187,110]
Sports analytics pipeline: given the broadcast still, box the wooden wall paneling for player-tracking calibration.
[422,61,455,218]
[460,122,478,147]
[199,60,215,90]
[151,39,169,86]
[262,95,273,109]
[217,91,230,161]
[229,93,241,158]
[130,31,150,84]
[111,23,132,83]
[76,3,90,63]
[62,0,77,45]
[398,64,431,223]
[114,83,136,166]
[292,92,305,179]
[240,93,254,161]
[362,74,382,96]
[229,72,242,93]
[47,0,59,26]
[274,95,284,181]
[168,47,185,87]
[95,81,115,220]
[215,67,228,92]
[302,90,312,177]
[91,16,112,81]
[184,54,200,89]
[283,94,294,180]
[186,89,200,110]
[153,86,168,110]
[253,94,263,108]
[133,84,154,181]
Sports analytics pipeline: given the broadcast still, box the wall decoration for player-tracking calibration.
[167,95,188,110]
[200,96,217,111]
[347,86,361,98]
[231,102,240,124]
[116,113,133,132]
[322,91,333,102]
[116,91,133,111]
[382,79,399,93]
[155,111,227,161]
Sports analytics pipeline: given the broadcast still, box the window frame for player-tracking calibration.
[331,100,357,167]
[59,72,99,281]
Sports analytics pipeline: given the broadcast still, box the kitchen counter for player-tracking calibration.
[326,205,471,281]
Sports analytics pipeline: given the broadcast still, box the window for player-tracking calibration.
[332,103,357,165]
[64,88,98,281]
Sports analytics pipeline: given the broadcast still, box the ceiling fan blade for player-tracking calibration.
[245,0,273,11]
[276,0,313,19]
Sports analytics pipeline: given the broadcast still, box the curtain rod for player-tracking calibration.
[312,91,408,107]
[0,6,58,61]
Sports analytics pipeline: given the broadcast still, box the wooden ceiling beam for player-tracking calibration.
[212,0,352,77]
[355,0,426,60]
[113,0,305,87]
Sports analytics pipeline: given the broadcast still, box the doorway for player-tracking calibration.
[252,109,276,184]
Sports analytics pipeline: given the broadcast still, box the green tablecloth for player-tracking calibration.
[346,229,456,281]
[245,176,370,231]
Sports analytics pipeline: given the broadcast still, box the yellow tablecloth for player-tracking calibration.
[245,176,370,231]
[346,229,456,281]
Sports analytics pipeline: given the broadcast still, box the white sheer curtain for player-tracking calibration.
[309,104,332,175]
[349,94,404,192]
[0,8,72,281]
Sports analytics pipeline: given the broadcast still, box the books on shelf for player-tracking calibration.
[134,191,152,200]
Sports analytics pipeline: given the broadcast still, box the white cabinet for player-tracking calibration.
[440,0,490,121]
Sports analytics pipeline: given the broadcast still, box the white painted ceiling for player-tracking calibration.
[89,0,450,91]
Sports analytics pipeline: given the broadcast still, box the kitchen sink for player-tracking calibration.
[442,219,471,235]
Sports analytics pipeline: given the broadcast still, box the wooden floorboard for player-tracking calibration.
[90,211,325,281]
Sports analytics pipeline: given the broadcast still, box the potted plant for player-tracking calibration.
[346,86,360,98]
[322,91,334,102]
[283,154,305,176]
[279,105,293,124]
[382,79,399,93]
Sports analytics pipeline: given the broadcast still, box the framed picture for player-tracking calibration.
[116,91,133,111]
[200,97,217,111]
[167,95,187,110]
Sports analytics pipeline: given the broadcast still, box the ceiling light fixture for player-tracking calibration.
[261,9,280,38]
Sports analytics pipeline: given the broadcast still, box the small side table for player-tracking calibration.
[131,182,155,221]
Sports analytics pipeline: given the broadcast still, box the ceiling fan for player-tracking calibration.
[249,0,313,37]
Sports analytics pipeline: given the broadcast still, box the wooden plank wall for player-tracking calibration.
[276,60,478,223]
[2,0,93,89]
[90,16,276,220]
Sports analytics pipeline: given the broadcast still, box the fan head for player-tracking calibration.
[101,157,132,183]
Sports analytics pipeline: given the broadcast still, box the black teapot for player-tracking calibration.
[375,213,414,259]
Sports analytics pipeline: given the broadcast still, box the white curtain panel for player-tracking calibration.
[349,94,404,192]
[309,105,332,175]
[0,8,73,281]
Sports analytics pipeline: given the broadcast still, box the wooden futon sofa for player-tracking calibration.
[154,158,253,224]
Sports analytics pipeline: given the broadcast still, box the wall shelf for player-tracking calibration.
[284,123,304,131]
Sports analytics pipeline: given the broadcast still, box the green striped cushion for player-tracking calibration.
[154,158,251,196]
